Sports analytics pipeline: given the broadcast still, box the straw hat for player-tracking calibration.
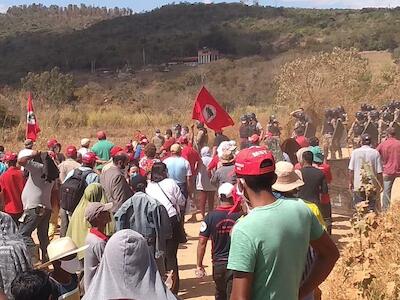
[170,144,182,154]
[220,150,235,164]
[272,161,304,192]
[38,237,88,269]
[80,138,90,147]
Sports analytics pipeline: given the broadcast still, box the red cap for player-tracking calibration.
[4,151,17,162]
[96,131,106,140]
[234,146,275,176]
[82,152,98,165]
[110,146,124,157]
[249,134,260,143]
[47,139,59,149]
[65,145,77,158]
[177,136,189,145]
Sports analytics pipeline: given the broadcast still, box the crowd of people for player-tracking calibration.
[0,105,398,300]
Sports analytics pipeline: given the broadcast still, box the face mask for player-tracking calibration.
[156,133,161,137]
[236,179,253,213]
[61,257,82,274]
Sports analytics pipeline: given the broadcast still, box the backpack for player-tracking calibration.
[60,169,93,213]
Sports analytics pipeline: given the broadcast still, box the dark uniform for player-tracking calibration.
[348,112,366,149]
[322,109,335,159]
[239,115,250,150]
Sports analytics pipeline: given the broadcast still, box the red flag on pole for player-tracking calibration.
[26,92,40,142]
[192,86,234,131]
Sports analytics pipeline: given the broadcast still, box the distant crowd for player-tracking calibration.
[0,103,399,300]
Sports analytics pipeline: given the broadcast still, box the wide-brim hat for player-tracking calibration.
[38,237,88,269]
[272,161,304,192]
[220,151,235,164]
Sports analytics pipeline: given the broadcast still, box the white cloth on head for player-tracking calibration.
[83,229,176,300]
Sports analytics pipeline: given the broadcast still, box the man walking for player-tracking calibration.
[197,183,242,300]
[18,151,56,263]
[163,144,192,199]
[91,131,114,171]
[376,127,400,211]
[228,146,339,300]
[0,152,25,223]
[100,151,133,212]
[349,134,383,211]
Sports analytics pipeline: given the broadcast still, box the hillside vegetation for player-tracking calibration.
[2,3,400,83]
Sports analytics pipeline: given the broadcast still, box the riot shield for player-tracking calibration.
[362,121,379,146]
[332,119,345,146]
[304,122,317,138]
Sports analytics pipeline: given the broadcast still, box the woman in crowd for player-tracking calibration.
[67,183,114,259]
[146,162,186,295]
[83,229,176,300]
[196,147,217,220]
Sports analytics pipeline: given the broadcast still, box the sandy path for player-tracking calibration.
[178,214,215,300]
[177,213,352,300]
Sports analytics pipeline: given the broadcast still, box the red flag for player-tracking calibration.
[192,86,234,131]
[26,92,40,142]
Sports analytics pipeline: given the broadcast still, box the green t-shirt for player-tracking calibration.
[91,140,114,170]
[227,198,324,300]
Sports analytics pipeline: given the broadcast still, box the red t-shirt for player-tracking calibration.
[316,163,332,204]
[181,145,201,176]
[0,167,25,214]
[377,138,400,176]
[295,135,310,148]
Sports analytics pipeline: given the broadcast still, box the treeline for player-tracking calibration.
[0,3,131,39]
[2,3,400,84]
[6,4,133,18]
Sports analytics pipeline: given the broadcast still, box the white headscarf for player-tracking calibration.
[83,229,176,300]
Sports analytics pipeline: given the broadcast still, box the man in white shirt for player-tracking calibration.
[349,134,383,211]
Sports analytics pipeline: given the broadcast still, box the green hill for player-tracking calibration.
[1,3,400,83]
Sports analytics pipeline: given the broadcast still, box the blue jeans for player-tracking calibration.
[353,191,377,212]
[18,207,51,261]
[382,176,397,211]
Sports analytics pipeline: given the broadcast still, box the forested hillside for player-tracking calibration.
[1,3,400,83]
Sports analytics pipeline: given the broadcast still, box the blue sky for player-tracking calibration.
[1,0,400,13]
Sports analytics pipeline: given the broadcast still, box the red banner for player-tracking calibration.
[26,92,40,142]
[192,86,234,131]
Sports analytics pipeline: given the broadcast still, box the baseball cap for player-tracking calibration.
[96,131,106,140]
[170,144,182,154]
[82,152,98,165]
[47,139,59,149]
[310,146,324,164]
[110,146,124,157]
[249,134,260,144]
[218,182,234,199]
[4,151,17,162]
[235,146,275,176]
[65,145,77,158]
[80,138,90,147]
[85,202,113,224]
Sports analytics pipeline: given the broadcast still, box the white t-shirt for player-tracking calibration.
[349,145,383,191]
[146,178,186,217]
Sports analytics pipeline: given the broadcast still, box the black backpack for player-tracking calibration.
[60,169,93,213]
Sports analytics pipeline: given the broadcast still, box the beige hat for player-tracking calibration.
[220,150,235,164]
[170,143,182,154]
[81,138,90,147]
[272,161,304,192]
[38,237,88,269]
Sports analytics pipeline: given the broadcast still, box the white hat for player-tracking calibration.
[81,138,90,147]
[38,237,88,269]
[272,161,304,192]
[217,141,237,158]
[218,182,234,199]
[17,149,33,159]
